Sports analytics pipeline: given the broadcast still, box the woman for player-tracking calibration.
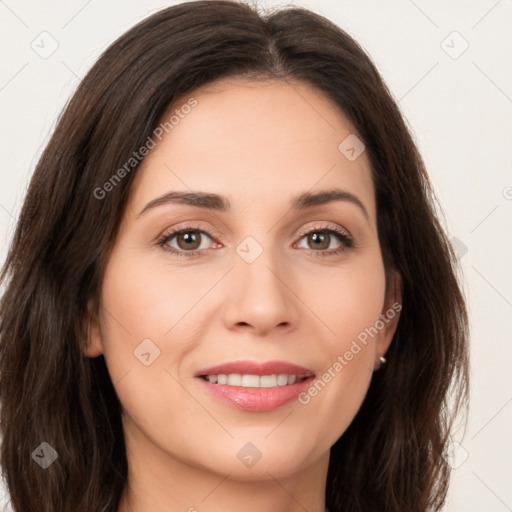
[0,1,469,511]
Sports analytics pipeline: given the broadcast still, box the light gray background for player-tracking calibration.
[1,1,511,511]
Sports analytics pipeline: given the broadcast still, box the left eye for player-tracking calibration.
[296,230,346,252]
[158,228,214,254]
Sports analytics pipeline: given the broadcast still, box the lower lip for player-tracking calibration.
[196,376,315,412]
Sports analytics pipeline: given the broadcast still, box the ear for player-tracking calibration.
[375,271,402,364]
[83,298,104,358]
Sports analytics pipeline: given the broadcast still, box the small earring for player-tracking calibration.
[375,355,387,371]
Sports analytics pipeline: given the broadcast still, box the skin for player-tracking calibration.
[85,76,401,512]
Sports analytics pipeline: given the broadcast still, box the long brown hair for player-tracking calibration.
[0,1,469,511]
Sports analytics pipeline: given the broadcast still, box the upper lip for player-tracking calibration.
[195,360,315,379]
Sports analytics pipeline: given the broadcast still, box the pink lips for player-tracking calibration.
[195,360,315,412]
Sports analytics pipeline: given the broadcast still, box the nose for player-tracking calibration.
[221,249,301,336]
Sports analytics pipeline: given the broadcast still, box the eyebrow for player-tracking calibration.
[137,187,370,221]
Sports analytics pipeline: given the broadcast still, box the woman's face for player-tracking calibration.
[86,77,400,481]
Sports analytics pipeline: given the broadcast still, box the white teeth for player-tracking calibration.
[277,374,288,386]
[203,373,306,388]
[260,375,276,387]
[242,374,260,387]
[227,374,242,386]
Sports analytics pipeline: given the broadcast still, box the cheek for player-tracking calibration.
[295,255,386,436]
[96,250,203,445]
[98,246,205,355]
[304,252,387,348]
[96,248,171,384]
[97,245,223,414]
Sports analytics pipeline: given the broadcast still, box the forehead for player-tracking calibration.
[125,77,376,223]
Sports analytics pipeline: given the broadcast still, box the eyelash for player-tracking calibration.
[156,223,354,259]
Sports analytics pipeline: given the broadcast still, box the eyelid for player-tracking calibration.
[296,221,352,240]
[157,222,225,245]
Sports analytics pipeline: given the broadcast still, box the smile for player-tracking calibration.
[201,373,307,387]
